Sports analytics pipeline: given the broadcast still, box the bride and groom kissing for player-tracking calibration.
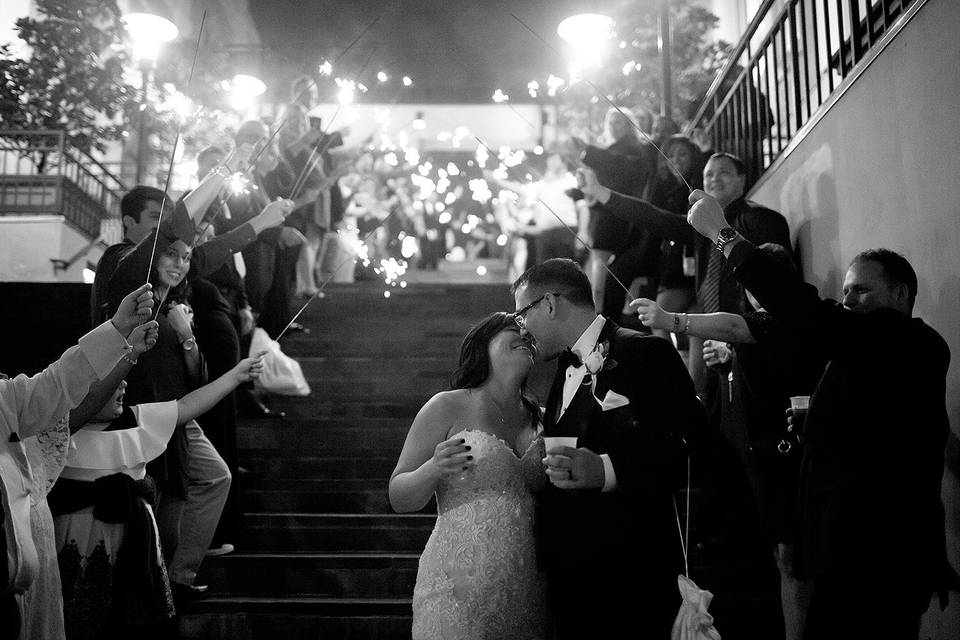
[390,258,707,639]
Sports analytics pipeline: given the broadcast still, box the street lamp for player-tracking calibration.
[122,13,179,185]
[556,12,616,78]
[226,74,267,114]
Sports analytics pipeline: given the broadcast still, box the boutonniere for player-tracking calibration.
[583,340,611,375]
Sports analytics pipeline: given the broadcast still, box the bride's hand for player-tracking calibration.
[429,436,473,479]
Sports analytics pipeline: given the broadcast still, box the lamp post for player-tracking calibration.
[658,0,673,119]
[122,13,178,185]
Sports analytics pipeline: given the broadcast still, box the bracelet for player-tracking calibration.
[122,354,138,366]
[676,313,690,335]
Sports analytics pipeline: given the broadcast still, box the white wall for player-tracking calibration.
[0,217,104,282]
[748,1,960,636]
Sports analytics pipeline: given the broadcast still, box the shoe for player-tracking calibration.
[206,543,235,557]
[238,397,285,420]
[285,322,310,335]
[171,582,209,609]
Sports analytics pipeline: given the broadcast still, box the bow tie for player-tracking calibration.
[560,348,582,369]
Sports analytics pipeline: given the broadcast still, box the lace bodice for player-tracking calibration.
[412,428,548,640]
[434,429,544,515]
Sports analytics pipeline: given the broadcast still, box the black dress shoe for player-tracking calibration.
[171,582,209,609]
[238,397,285,419]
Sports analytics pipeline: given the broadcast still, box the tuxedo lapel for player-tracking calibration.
[558,380,598,437]
[544,361,565,431]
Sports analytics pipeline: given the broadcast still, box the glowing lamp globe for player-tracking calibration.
[123,13,178,64]
[557,13,615,44]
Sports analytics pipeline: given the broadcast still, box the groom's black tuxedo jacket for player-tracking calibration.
[539,319,706,631]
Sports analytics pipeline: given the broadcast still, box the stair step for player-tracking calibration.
[179,599,412,640]
[237,513,435,553]
[238,454,400,480]
[199,553,420,597]
[240,480,392,514]
[238,424,407,455]
[250,398,425,421]
[295,356,456,379]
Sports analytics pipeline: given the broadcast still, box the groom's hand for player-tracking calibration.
[544,446,605,490]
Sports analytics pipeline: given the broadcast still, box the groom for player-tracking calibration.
[512,258,706,639]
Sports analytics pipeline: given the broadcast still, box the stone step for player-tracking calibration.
[237,513,435,554]
[179,599,411,640]
[238,454,400,480]
[239,479,392,514]
[199,553,420,598]
[238,424,407,455]
[274,336,466,358]
[252,398,424,420]
[295,356,456,379]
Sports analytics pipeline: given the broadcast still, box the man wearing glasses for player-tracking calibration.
[511,258,706,639]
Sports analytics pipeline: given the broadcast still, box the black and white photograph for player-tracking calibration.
[0,1,958,638]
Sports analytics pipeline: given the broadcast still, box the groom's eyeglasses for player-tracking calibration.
[513,292,562,330]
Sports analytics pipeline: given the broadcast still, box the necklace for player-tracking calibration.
[487,392,522,425]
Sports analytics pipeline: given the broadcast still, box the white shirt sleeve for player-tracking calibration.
[600,453,617,492]
[0,320,130,440]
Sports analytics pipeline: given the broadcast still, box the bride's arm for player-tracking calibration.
[388,393,473,513]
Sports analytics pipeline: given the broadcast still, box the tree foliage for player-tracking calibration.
[551,0,730,141]
[0,0,134,168]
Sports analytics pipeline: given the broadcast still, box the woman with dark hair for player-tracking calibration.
[652,135,705,342]
[389,312,548,639]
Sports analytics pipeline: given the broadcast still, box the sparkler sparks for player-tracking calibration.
[227,172,251,195]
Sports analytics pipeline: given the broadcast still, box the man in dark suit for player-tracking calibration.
[511,258,707,639]
[687,190,953,640]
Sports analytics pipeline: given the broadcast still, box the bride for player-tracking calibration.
[389,312,549,640]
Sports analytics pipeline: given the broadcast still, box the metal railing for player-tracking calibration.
[687,0,923,186]
[0,130,126,240]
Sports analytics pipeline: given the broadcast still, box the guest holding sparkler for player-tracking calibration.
[97,145,293,606]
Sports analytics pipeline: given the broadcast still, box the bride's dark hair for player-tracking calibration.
[450,312,541,426]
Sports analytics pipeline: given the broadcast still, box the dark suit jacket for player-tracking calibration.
[726,242,950,591]
[539,319,706,635]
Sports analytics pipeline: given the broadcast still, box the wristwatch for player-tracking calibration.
[181,336,196,351]
[715,226,739,253]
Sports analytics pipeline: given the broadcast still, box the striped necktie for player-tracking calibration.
[700,249,723,313]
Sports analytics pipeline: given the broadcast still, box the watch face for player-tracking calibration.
[719,227,736,240]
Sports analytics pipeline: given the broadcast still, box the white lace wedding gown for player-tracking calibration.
[412,428,548,640]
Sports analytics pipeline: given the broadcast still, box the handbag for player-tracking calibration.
[248,327,311,396]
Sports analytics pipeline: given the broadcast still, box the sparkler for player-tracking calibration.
[245,8,388,174]
[145,10,207,285]
[275,206,403,340]
[473,133,634,298]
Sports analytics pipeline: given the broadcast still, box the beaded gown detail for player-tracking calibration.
[412,429,548,640]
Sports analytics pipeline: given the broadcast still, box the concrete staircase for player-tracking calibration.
[178,281,782,639]
[179,282,554,639]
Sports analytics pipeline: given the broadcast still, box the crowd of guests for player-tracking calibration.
[391,104,955,640]
[0,72,954,640]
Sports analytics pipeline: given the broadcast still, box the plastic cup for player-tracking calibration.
[544,436,578,454]
[789,396,810,412]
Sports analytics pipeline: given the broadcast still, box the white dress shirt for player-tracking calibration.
[560,315,617,492]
